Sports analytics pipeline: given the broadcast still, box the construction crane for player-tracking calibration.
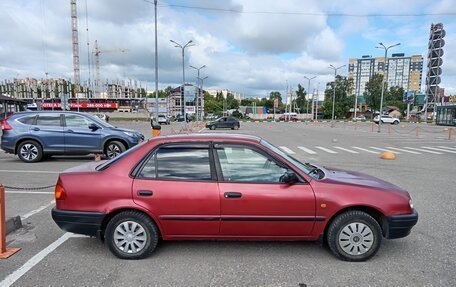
[93,40,129,94]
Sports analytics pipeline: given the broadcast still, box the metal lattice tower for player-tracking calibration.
[71,0,80,88]
[424,23,445,118]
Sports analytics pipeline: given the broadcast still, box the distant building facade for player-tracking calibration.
[206,89,245,101]
[348,53,423,97]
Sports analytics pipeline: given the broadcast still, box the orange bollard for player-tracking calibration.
[94,154,101,161]
[416,127,419,137]
[388,126,391,134]
[449,128,453,140]
[354,122,358,130]
[0,184,21,259]
[371,122,375,132]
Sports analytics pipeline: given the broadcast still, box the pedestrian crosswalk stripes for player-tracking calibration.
[279,146,295,154]
[333,146,359,154]
[403,147,442,154]
[315,146,337,154]
[385,147,422,154]
[369,147,401,154]
[422,146,456,154]
[351,147,379,154]
[276,145,456,156]
[297,146,317,154]
[437,146,456,151]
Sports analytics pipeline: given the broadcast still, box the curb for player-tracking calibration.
[6,216,22,235]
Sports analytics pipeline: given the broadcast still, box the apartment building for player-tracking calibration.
[348,54,423,96]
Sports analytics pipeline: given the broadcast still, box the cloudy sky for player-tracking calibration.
[1,0,455,98]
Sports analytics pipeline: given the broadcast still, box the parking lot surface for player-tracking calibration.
[1,120,455,286]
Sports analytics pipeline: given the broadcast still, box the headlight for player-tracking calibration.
[123,131,136,138]
[409,199,414,209]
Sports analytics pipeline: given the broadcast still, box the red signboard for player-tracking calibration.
[42,103,118,109]
[274,99,278,108]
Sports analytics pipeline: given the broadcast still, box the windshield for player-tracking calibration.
[260,139,316,175]
[85,114,115,128]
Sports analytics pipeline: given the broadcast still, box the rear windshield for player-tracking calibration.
[96,141,146,171]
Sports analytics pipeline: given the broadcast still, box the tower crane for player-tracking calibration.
[93,40,129,94]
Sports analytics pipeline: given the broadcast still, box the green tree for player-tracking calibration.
[321,75,353,119]
[363,73,384,113]
[385,86,406,112]
[226,93,239,110]
[293,84,307,113]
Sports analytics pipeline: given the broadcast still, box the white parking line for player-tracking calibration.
[351,147,379,154]
[333,146,359,154]
[386,147,421,154]
[437,146,456,151]
[279,146,295,154]
[421,146,456,154]
[402,147,442,154]
[6,191,54,194]
[21,200,55,220]
[297,146,317,154]
[369,147,401,154]
[0,170,59,174]
[0,233,72,287]
[315,146,337,154]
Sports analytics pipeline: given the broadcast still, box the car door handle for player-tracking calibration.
[32,127,40,131]
[67,129,74,133]
[137,190,153,196]
[224,192,242,198]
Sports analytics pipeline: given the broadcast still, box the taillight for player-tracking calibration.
[1,119,12,131]
[55,181,66,200]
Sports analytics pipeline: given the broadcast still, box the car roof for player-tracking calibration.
[157,133,261,144]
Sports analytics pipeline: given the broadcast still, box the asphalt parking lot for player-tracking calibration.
[1,120,455,286]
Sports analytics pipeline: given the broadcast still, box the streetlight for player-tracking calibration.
[190,65,206,121]
[375,42,400,133]
[329,64,346,126]
[197,76,208,121]
[304,75,317,120]
[153,0,159,121]
[170,39,194,120]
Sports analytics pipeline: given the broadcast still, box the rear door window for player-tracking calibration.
[36,114,62,126]
[17,115,36,125]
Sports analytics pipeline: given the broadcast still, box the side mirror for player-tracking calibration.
[280,171,299,184]
[89,123,100,130]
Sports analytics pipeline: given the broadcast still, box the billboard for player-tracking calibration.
[184,86,197,102]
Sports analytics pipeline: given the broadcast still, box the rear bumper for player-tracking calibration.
[52,208,106,237]
[385,209,418,239]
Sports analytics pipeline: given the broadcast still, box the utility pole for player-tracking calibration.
[304,76,317,120]
[70,0,80,100]
[190,65,206,121]
[329,64,346,127]
[153,0,159,120]
[197,76,208,121]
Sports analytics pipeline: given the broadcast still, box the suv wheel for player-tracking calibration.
[327,210,382,262]
[17,140,43,163]
[210,125,216,130]
[104,141,126,159]
[105,211,159,260]
[393,120,399,125]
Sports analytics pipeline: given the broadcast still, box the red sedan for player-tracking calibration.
[52,133,417,261]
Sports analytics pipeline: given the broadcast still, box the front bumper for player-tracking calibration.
[52,208,106,237]
[385,209,418,239]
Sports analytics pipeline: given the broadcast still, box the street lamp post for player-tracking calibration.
[153,0,159,120]
[329,64,346,127]
[376,42,400,133]
[304,75,317,120]
[197,76,208,121]
[170,39,194,120]
[190,65,206,121]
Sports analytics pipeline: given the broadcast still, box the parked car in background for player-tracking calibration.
[93,113,110,122]
[374,115,400,125]
[278,114,299,121]
[157,115,170,125]
[352,115,366,122]
[52,133,417,261]
[205,116,240,130]
[1,111,144,163]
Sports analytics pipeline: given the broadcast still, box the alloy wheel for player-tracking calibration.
[106,144,121,158]
[20,144,38,161]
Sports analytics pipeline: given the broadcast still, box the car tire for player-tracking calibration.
[210,125,216,130]
[393,121,399,125]
[17,140,43,163]
[105,211,159,260]
[233,125,239,130]
[327,210,382,262]
[104,140,126,159]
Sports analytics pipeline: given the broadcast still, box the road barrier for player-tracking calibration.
[0,184,21,259]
